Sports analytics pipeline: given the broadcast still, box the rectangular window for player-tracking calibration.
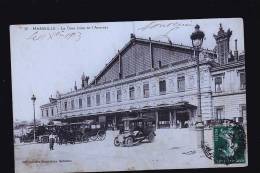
[51,108,54,116]
[79,98,82,108]
[129,86,135,100]
[117,89,122,102]
[46,109,49,117]
[42,110,43,117]
[71,100,75,110]
[158,60,162,68]
[159,80,166,95]
[177,76,185,92]
[87,96,91,107]
[240,72,246,89]
[96,94,100,106]
[215,106,224,120]
[242,105,246,117]
[241,105,246,123]
[64,101,67,111]
[106,91,111,104]
[143,83,149,98]
[215,76,223,92]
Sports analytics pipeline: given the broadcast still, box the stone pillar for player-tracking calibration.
[155,111,158,129]
[169,111,173,128]
[188,109,192,128]
[173,110,177,128]
[114,115,117,130]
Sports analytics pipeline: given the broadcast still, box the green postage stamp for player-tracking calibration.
[213,125,246,165]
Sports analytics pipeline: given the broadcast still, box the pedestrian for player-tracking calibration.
[49,132,55,150]
[177,120,180,128]
[59,129,64,145]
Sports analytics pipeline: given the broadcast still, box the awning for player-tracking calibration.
[138,101,197,112]
[53,101,197,121]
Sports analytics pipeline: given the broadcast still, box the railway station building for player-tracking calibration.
[40,24,246,129]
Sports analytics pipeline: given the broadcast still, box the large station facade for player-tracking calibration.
[40,24,246,129]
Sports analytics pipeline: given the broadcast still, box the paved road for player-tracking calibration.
[14,128,237,173]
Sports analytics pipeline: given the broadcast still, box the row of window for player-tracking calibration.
[62,72,246,110]
[42,108,54,117]
[63,76,186,110]
[63,98,83,111]
[214,71,246,93]
[214,105,246,121]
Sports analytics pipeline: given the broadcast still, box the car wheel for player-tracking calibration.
[125,136,134,147]
[147,133,155,143]
[97,131,106,141]
[81,135,89,143]
[114,137,120,147]
[90,135,98,141]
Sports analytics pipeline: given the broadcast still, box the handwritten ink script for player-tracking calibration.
[27,31,82,41]
[27,31,81,41]
[25,25,108,41]
[138,21,193,38]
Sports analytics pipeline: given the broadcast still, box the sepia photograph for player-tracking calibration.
[10,18,247,172]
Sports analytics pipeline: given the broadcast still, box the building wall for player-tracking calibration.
[40,34,245,124]
[212,93,246,119]
[121,42,151,77]
[41,103,58,119]
[54,61,214,121]
[211,63,246,120]
[211,66,245,93]
[41,61,246,124]
[97,59,120,84]
[153,46,192,68]
[96,42,194,84]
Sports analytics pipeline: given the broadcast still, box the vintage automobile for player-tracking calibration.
[53,121,106,144]
[20,125,47,143]
[38,135,49,143]
[114,116,156,147]
[80,122,106,143]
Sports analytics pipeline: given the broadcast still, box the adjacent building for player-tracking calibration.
[40,24,246,129]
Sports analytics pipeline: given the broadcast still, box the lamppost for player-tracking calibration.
[31,94,36,142]
[190,24,205,147]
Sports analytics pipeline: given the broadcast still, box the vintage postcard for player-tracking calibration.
[10,18,247,172]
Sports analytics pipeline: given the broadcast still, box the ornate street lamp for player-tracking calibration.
[31,94,36,142]
[190,24,205,147]
[191,25,205,50]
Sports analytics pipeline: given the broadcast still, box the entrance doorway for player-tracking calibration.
[158,110,170,128]
[176,111,190,128]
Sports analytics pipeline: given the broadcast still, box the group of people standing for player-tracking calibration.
[48,128,77,151]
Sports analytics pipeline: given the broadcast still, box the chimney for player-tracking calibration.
[85,76,89,86]
[130,33,136,39]
[81,72,86,88]
[234,39,238,61]
[74,81,77,91]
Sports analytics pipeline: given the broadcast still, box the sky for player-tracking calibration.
[10,18,244,122]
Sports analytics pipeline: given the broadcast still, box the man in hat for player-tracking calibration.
[49,132,55,150]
